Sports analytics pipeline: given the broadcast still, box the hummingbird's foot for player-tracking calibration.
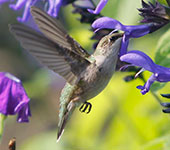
[79,102,92,114]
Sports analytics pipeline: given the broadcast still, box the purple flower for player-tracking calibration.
[0,0,76,21]
[88,0,108,14]
[0,72,31,122]
[138,0,170,33]
[47,0,75,17]
[47,0,62,17]
[120,50,170,95]
[92,17,152,56]
[9,0,37,22]
[0,0,37,22]
[0,0,8,4]
[72,0,100,24]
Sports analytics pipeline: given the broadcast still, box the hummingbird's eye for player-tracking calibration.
[110,33,123,42]
[110,36,117,42]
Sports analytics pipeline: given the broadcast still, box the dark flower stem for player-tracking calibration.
[167,0,170,7]
[8,138,16,150]
[0,114,6,139]
[89,0,96,7]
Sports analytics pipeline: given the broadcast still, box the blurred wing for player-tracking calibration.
[9,24,90,85]
[30,6,90,58]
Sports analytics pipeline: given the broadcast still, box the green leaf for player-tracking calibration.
[150,82,166,92]
[141,136,164,150]
[158,0,169,6]
[153,29,170,92]
[19,131,62,150]
[114,0,141,24]
[164,135,170,150]
[155,29,170,67]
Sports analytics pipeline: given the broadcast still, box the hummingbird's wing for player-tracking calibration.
[9,24,90,85]
[30,6,91,59]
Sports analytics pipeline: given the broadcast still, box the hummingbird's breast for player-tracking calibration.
[72,55,118,101]
[71,37,121,102]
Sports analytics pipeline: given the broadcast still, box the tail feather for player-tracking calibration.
[57,101,76,142]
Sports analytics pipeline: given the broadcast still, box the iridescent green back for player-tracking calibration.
[58,83,76,127]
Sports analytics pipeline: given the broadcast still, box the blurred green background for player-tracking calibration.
[0,0,170,150]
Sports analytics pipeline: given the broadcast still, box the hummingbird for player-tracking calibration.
[9,7,122,141]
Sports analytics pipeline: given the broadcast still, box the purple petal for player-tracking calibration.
[47,0,62,17]
[9,0,26,10]
[136,85,144,90]
[88,0,108,14]
[125,24,151,38]
[119,34,129,56]
[92,17,126,31]
[0,0,9,5]
[121,50,170,94]
[17,104,31,122]
[92,17,151,37]
[47,0,54,15]
[19,0,37,22]
[9,0,37,22]
[53,0,62,17]
[92,18,151,56]
[136,74,156,95]
[0,72,31,122]
[120,50,156,72]
[154,66,170,82]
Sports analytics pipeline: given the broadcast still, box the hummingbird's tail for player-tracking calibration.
[57,100,76,142]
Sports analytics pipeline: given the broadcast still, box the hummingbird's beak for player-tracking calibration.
[110,33,123,42]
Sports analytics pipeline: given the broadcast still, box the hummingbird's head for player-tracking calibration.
[95,33,123,56]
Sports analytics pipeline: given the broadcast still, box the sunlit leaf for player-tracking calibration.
[164,134,170,150]
[150,82,166,92]
[155,29,170,67]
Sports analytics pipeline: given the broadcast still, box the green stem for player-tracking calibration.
[166,0,170,7]
[89,0,96,7]
[0,114,7,139]
[151,91,162,104]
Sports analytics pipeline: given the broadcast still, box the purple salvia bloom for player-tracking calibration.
[92,17,152,56]
[0,0,35,22]
[138,0,170,33]
[72,0,101,24]
[0,0,9,4]
[47,0,62,17]
[88,0,108,14]
[47,0,76,17]
[0,72,31,122]
[120,50,170,95]
[9,0,37,22]
[0,0,76,21]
